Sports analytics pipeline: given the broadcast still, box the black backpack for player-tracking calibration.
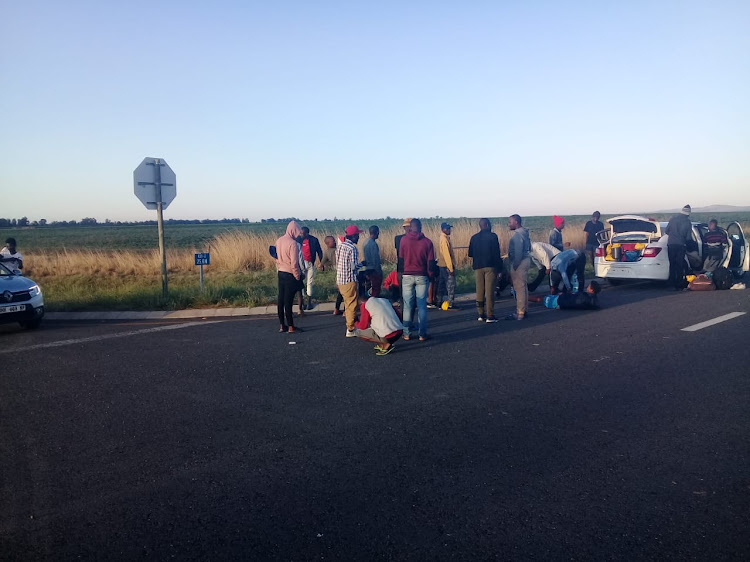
[712,267,733,290]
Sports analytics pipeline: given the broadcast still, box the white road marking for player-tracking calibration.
[0,321,223,354]
[681,312,746,332]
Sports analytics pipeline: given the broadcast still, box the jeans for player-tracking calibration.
[402,275,429,338]
[437,267,455,306]
[277,272,298,327]
[303,260,315,297]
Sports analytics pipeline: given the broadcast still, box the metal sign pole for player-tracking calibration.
[200,264,204,291]
[154,159,168,298]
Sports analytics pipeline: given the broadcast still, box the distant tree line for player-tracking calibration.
[0,217,253,228]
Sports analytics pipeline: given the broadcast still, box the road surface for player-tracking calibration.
[1,283,749,560]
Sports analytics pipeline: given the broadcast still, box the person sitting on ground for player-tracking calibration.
[1,238,23,273]
[549,248,586,294]
[549,216,565,252]
[702,219,728,272]
[318,235,344,315]
[354,295,404,355]
[528,241,559,292]
[545,281,601,310]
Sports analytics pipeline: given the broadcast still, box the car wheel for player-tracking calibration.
[20,319,42,330]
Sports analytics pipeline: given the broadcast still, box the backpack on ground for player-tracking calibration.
[712,267,733,290]
[688,274,715,291]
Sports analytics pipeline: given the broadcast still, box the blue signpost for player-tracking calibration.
[195,253,210,290]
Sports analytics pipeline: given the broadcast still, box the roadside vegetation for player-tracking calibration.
[5,214,748,311]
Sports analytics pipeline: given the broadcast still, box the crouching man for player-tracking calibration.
[354,296,404,356]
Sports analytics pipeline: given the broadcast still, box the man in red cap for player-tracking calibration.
[335,224,366,337]
[549,216,565,252]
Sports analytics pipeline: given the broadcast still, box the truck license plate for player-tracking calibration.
[0,305,24,314]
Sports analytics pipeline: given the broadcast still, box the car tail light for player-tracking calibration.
[595,247,605,257]
[642,247,662,257]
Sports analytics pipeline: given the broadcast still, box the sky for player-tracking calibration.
[1,0,749,222]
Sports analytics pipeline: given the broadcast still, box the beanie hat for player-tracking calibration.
[553,215,565,228]
[681,205,691,216]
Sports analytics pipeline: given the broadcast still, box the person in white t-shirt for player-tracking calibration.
[354,296,404,355]
[1,238,23,273]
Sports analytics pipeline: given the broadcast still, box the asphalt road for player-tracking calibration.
[1,282,749,560]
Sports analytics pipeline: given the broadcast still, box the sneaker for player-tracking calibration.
[485,316,499,323]
[306,301,315,310]
[333,309,343,315]
[376,345,395,356]
[346,329,356,338]
[427,303,438,309]
[478,316,486,322]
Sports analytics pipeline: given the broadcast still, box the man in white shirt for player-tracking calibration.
[528,242,559,292]
[0,238,23,273]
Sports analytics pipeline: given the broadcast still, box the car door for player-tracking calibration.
[725,222,749,272]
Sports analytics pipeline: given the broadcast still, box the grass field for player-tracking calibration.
[3,213,748,311]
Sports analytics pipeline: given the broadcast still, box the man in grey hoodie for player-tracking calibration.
[507,214,531,320]
[665,204,693,291]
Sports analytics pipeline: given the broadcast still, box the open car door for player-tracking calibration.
[725,222,749,274]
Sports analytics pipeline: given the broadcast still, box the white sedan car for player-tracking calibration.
[594,215,748,283]
[0,263,45,329]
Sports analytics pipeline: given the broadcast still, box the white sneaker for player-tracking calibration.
[346,329,356,338]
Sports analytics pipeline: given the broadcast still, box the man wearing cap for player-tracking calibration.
[336,225,366,336]
[665,205,693,290]
[398,218,435,341]
[436,222,457,309]
[549,216,565,252]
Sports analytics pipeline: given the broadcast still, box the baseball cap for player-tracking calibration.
[345,224,364,236]
[441,222,453,230]
[402,217,413,227]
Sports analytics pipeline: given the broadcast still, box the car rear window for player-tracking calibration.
[611,219,658,234]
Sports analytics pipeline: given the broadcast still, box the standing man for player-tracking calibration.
[583,211,605,267]
[394,218,412,306]
[361,225,383,297]
[318,235,344,315]
[436,222,458,309]
[549,216,565,251]
[506,214,531,320]
[336,225,365,337]
[1,238,23,272]
[665,205,693,290]
[468,218,503,323]
[275,221,304,333]
[300,226,323,310]
[398,218,435,341]
[528,241,559,292]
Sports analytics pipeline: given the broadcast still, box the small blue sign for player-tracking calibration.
[195,252,210,266]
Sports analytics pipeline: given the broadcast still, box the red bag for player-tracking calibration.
[688,274,715,291]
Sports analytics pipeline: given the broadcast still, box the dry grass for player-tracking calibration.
[23,220,590,277]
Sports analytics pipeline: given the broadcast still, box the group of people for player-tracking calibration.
[274,213,605,354]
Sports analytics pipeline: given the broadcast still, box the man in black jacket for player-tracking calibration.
[468,218,504,323]
[665,205,693,291]
[300,226,323,309]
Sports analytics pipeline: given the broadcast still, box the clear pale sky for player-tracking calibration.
[2,1,748,222]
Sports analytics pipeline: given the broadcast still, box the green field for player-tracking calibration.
[5,213,748,251]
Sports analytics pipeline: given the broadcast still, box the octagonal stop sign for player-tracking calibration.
[133,157,177,210]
